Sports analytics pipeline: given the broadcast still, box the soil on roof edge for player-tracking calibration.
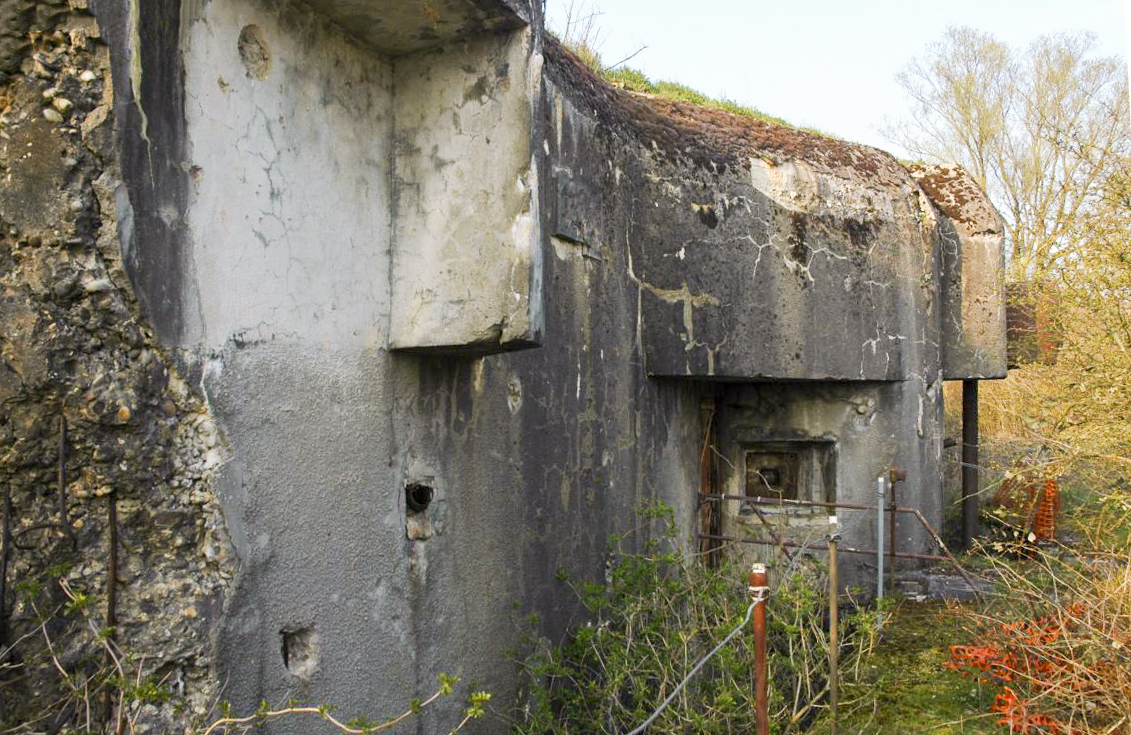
[542,37,908,181]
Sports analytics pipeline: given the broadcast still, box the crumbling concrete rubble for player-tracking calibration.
[0,2,233,731]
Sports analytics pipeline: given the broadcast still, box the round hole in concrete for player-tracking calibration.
[237,24,271,80]
[405,483,434,514]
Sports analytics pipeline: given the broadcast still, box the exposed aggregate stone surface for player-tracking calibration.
[0,3,233,731]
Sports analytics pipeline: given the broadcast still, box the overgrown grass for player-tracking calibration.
[552,33,832,135]
[808,602,1000,735]
[601,65,797,128]
[945,546,1131,734]
[940,349,1131,733]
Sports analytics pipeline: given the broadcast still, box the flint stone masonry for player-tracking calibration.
[0,2,232,729]
[1,1,1007,733]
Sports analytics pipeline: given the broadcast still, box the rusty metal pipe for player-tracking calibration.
[696,533,952,562]
[888,467,905,595]
[748,502,794,561]
[827,517,840,735]
[697,492,894,512]
[699,493,984,597]
[750,563,769,735]
[902,506,983,599]
[699,493,972,525]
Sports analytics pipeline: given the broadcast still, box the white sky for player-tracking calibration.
[545,0,1128,158]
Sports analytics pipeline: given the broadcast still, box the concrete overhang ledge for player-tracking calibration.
[302,0,532,56]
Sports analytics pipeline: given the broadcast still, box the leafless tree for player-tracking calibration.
[884,27,1130,279]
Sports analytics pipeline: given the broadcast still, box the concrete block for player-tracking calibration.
[910,163,1008,379]
[390,27,543,353]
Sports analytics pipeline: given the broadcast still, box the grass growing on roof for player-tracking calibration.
[554,35,830,135]
[605,64,800,128]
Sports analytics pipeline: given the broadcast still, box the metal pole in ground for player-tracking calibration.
[750,563,769,735]
[962,379,980,549]
[888,467,905,595]
[827,516,841,735]
[876,476,885,627]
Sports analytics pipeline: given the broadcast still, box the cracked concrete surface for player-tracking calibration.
[910,163,1008,379]
[390,28,542,352]
[182,0,392,350]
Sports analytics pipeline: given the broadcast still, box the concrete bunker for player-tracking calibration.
[0,0,1007,730]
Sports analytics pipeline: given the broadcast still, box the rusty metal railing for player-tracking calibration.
[695,492,982,597]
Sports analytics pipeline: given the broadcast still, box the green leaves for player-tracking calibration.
[437,671,460,695]
[465,691,492,720]
[513,503,882,734]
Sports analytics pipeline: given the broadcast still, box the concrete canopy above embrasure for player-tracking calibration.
[544,40,1006,382]
[300,0,531,56]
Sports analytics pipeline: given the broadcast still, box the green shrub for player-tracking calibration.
[512,512,883,734]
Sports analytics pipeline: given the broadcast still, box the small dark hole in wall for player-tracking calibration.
[406,483,434,514]
[280,626,318,679]
[238,24,271,80]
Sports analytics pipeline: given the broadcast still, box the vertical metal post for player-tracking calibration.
[698,399,718,561]
[888,481,896,593]
[962,379,980,549]
[887,468,904,594]
[750,563,769,735]
[876,477,885,625]
[827,516,840,735]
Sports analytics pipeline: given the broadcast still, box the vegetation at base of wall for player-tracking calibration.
[933,152,1131,734]
[937,288,1131,733]
[511,504,887,735]
[197,674,491,735]
[946,546,1131,734]
[0,582,490,735]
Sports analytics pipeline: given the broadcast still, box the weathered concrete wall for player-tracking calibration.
[714,380,943,579]
[175,0,406,723]
[180,0,393,350]
[542,41,952,583]
[101,0,698,730]
[301,0,530,57]
[911,163,1008,379]
[546,48,943,382]
[2,3,1005,733]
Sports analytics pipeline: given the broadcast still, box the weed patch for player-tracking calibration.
[511,507,883,734]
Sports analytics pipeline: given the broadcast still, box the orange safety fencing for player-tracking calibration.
[991,464,1060,542]
[947,604,1090,734]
